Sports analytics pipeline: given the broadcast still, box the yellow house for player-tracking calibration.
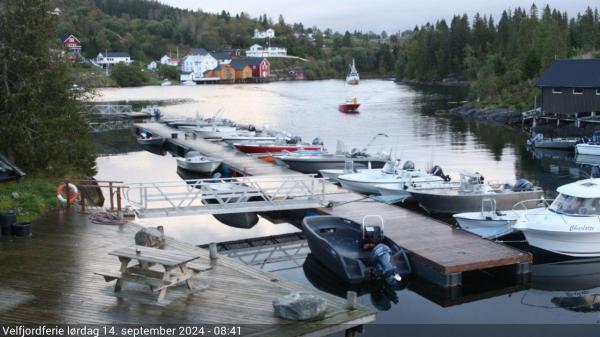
[230,60,253,83]
[205,64,235,83]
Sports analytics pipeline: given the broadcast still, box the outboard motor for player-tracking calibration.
[527,133,543,146]
[370,244,402,286]
[350,148,367,158]
[513,179,534,191]
[312,137,324,146]
[402,160,415,171]
[247,124,256,132]
[430,165,451,182]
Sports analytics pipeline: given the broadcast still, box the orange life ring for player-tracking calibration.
[56,183,79,204]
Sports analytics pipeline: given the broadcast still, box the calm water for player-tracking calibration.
[93,80,600,328]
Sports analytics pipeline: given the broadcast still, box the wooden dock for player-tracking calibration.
[136,123,533,287]
[0,210,375,335]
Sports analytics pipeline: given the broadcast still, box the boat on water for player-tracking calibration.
[575,130,600,156]
[513,178,600,257]
[201,181,260,229]
[175,151,222,174]
[339,97,360,113]
[233,137,324,154]
[527,133,579,150]
[136,131,165,146]
[374,165,451,200]
[346,58,360,85]
[338,160,448,195]
[161,79,172,86]
[302,215,411,285]
[190,126,242,139]
[181,80,196,86]
[409,171,543,214]
[273,141,389,174]
[452,199,525,239]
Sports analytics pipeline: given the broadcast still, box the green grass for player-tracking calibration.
[0,173,86,222]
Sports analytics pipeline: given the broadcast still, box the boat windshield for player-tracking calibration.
[549,193,600,215]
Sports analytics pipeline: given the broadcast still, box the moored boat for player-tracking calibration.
[136,132,165,146]
[409,171,543,214]
[453,199,524,239]
[346,58,360,85]
[175,151,222,174]
[302,215,411,285]
[527,133,579,150]
[575,130,600,156]
[513,178,600,257]
[234,137,324,154]
[339,97,360,113]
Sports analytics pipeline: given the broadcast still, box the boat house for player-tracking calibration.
[537,59,600,118]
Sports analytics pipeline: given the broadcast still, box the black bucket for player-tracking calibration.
[0,210,16,236]
[11,222,31,238]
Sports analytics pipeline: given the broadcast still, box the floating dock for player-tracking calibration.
[136,123,533,287]
[0,210,375,336]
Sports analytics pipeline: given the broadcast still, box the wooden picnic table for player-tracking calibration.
[97,245,203,302]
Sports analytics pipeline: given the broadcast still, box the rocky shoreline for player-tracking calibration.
[437,104,523,126]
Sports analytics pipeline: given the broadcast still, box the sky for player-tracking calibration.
[159,0,595,33]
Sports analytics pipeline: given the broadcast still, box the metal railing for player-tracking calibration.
[124,174,330,218]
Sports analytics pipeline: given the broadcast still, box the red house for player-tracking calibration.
[61,34,81,54]
[243,58,270,82]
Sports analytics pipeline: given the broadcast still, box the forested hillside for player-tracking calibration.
[395,4,600,108]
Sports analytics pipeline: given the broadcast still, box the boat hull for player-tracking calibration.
[176,159,221,174]
[234,144,323,154]
[136,137,164,146]
[576,144,600,156]
[339,103,360,113]
[453,211,521,239]
[410,189,543,214]
[279,157,386,174]
[534,140,577,150]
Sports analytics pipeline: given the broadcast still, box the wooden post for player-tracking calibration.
[209,242,218,260]
[65,180,70,209]
[109,182,114,211]
[346,291,357,310]
[116,187,122,211]
[80,188,86,212]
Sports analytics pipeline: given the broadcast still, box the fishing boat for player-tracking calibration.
[409,171,543,214]
[346,58,360,85]
[452,199,525,239]
[339,97,360,113]
[513,178,600,257]
[302,215,411,285]
[527,133,579,150]
[374,165,451,200]
[233,137,324,154]
[175,151,222,174]
[136,132,164,146]
[575,130,600,156]
[338,160,448,195]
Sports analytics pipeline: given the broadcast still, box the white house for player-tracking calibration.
[180,49,218,82]
[160,55,179,66]
[245,44,287,58]
[95,52,132,68]
[146,61,157,71]
[253,28,275,39]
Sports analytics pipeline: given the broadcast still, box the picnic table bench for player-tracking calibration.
[96,245,206,302]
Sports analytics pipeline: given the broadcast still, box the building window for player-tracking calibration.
[552,88,562,94]
[573,88,584,95]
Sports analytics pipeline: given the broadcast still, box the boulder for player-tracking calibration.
[272,292,327,321]
[134,226,165,248]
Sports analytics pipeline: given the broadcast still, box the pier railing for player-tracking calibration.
[124,174,331,218]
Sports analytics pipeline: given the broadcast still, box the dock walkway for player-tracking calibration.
[0,210,375,336]
[136,123,532,287]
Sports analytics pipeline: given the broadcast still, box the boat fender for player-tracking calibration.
[370,243,402,285]
[56,183,79,204]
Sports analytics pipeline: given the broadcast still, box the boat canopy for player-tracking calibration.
[549,193,600,216]
[556,178,600,198]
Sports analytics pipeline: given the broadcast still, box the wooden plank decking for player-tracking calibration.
[136,123,533,287]
[0,210,375,336]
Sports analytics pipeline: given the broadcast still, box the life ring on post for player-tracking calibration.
[56,183,79,204]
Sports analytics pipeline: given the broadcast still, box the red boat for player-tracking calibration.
[234,143,323,154]
[339,97,360,113]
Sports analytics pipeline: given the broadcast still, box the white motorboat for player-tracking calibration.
[175,151,222,174]
[202,180,259,228]
[136,131,164,146]
[408,171,543,214]
[527,133,579,150]
[191,126,240,139]
[161,80,172,86]
[222,135,277,145]
[453,199,525,239]
[337,160,447,195]
[513,178,600,257]
[575,130,600,156]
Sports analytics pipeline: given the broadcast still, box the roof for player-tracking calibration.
[211,52,232,60]
[100,52,130,58]
[537,59,600,88]
[60,34,80,43]
[231,58,267,67]
[190,48,209,55]
[230,59,252,70]
[556,178,600,198]
[0,154,25,182]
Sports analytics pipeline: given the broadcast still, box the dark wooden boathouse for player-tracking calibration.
[537,58,600,118]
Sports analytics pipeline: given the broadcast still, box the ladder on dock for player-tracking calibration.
[125,175,332,218]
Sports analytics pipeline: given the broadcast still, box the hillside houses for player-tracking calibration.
[160,55,179,66]
[60,34,81,54]
[253,28,275,39]
[95,52,132,68]
[180,48,219,82]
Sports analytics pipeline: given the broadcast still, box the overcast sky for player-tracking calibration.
[159,0,595,33]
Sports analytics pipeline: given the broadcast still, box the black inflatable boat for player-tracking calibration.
[302,215,411,285]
